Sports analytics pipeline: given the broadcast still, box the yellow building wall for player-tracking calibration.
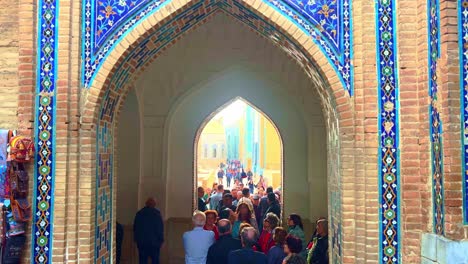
[197,119,226,186]
[197,104,282,189]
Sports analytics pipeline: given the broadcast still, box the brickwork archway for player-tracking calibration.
[78,0,356,262]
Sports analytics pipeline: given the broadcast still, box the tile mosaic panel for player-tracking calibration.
[376,0,400,262]
[81,0,353,95]
[32,0,58,263]
[429,0,444,235]
[93,0,344,262]
[264,0,353,93]
[459,0,468,223]
[82,0,168,88]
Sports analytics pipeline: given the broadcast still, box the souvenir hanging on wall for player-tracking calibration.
[0,130,8,197]
[7,135,34,163]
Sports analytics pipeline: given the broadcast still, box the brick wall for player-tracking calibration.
[0,0,19,129]
[3,0,466,263]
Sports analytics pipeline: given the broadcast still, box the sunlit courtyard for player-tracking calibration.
[196,98,282,194]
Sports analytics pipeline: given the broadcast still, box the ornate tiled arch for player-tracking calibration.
[82,0,354,94]
[79,0,356,263]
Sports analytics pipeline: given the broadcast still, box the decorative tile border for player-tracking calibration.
[459,0,468,224]
[376,0,400,262]
[81,0,353,95]
[32,0,58,263]
[429,0,444,235]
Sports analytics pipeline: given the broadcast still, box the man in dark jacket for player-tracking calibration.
[133,197,164,264]
[264,192,281,220]
[207,219,242,264]
[197,186,207,212]
[228,227,267,264]
[259,187,274,218]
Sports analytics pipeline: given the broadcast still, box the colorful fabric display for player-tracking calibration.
[0,130,8,197]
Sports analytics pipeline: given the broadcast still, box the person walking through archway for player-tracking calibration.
[183,211,215,263]
[133,197,164,264]
[228,227,267,264]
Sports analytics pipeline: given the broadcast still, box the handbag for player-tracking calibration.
[2,235,25,264]
[9,164,28,198]
[10,197,31,222]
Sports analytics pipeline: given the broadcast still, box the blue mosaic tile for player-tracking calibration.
[32,0,58,263]
[82,0,354,95]
[428,0,444,235]
[376,0,400,262]
[264,0,353,93]
[459,0,468,224]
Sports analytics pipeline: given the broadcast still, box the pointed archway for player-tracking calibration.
[194,97,284,209]
[77,2,355,263]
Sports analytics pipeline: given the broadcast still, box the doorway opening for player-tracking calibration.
[194,97,283,210]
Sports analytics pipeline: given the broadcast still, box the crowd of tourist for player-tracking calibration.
[187,184,329,264]
[130,185,328,264]
[217,160,260,193]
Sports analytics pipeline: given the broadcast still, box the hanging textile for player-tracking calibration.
[0,130,9,197]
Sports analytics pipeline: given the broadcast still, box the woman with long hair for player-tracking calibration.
[231,202,258,238]
[287,214,306,257]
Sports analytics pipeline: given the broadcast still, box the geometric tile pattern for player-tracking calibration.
[429,0,444,235]
[81,0,354,95]
[376,0,401,262]
[32,0,58,263]
[459,0,468,224]
[92,0,346,262]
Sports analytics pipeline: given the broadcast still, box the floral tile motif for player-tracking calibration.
[94,0,150,48]
[81,0,354,95]
[429,0,444,235]
[82,0,168,88]
[459,0,468,224]
[376,0,400,262]
[277,0,340,51]
[32,0,58,263]
[264,0,352,94]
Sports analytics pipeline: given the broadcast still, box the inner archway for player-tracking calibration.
[195,97,284,209]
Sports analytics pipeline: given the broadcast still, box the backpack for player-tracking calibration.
[7,136,34,163]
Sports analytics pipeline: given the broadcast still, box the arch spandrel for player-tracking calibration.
[82,0,353,94]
